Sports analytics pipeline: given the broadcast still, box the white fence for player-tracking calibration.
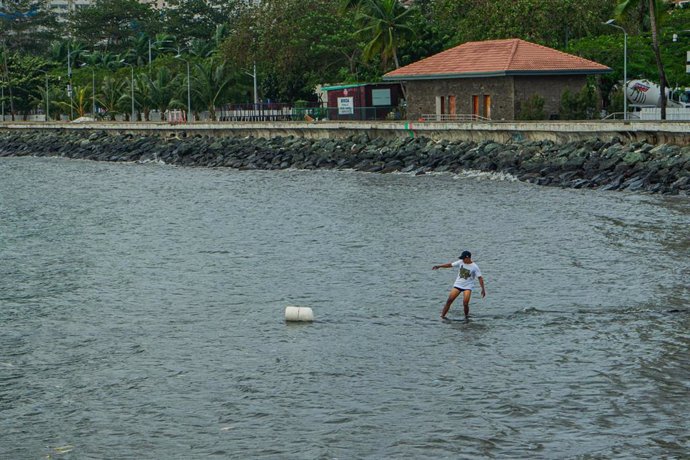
[639,107,690,120]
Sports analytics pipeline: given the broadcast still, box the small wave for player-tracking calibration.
[511,307,566,316]
[455,169,519,182]
[138,158,167,165]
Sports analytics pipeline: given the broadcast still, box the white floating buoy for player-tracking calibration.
[285,306,314,322]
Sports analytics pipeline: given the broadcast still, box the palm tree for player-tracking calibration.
[341,0,364,9]
[143,67,179,121]
[134,72,152,121]
[616,0,668,119]
[189,38,215,59]
[116,77,136,121]
[354,0,416,70]
[128,33,152,67]
[152,33,177,56]
[56,86,90,118]
[98,75,126,120]
[191,58,233,121]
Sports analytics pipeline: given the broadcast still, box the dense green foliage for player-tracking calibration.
[516,95,546,121]
[559,85,599,120]
[429,0,619,48]
[2,0,690,120]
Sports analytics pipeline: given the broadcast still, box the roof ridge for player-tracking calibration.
[526,38,604,66]
[506,39,521,71]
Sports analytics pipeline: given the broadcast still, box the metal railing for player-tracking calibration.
[421,113,491,122]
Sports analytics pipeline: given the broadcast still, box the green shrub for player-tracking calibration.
[607,86,625,116]
[559,85,597,120]
[516,94,546,120]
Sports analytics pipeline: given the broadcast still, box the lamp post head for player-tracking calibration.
[605,19,615,25]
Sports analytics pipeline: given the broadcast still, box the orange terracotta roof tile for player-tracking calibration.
[384,39,610,80]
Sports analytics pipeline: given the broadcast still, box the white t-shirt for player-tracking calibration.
[451,261,482,290]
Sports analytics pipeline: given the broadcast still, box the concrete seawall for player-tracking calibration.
[1,120,690,145]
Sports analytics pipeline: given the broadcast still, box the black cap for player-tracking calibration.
[460,251,471,259]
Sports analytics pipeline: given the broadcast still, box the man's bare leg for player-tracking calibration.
[441,288,461,319]
[462,290,472,319]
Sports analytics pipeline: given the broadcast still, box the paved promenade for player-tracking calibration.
[1,120,689,145]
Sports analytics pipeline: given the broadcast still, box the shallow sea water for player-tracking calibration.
[1,157,688,459]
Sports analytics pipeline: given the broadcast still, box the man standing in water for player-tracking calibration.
[432,251,486,320]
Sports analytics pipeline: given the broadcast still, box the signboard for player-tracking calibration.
[687,51,690,73]
[372,88,391,106]
[338,97,354,115]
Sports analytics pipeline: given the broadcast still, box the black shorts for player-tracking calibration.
[452,287,470,293]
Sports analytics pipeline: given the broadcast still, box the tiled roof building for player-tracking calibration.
[384,39,611,121]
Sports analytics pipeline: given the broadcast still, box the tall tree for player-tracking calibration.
[221,0,358,101]
[68,0,159,52]
[163,0,244,42]
[428,0,617,48]
[616,0,668,119]
[0,0,58,53]
[0,52,55,120]
[354,0,417,70]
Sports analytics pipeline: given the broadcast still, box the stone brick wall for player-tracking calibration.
[406,78,514,120]
[405,75,588,121]
[513,75,588,119]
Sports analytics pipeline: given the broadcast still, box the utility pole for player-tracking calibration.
[2,42,15,120]
[604,20,628,120]
[68,43,74,120]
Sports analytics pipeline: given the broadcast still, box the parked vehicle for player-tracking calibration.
[626,79,690,108]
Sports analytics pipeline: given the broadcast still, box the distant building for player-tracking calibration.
[383,38,611,121]
[48,0,94,19]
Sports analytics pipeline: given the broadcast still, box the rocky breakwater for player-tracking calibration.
[1,130,688,194]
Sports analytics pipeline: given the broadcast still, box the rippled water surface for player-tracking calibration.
[1,157,688,459]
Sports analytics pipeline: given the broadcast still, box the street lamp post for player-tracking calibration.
[244,62,258,108]
[252,61,258,107]
[45,72,49,121]
[38,71,50,121]
[80,63,96,118]
[175,54,191,122]
[67,44,74,120]
[247,26,258,109]
[129,65,134,121]
[120,60,135,122]
[604,19,628,120]
[91,67,95,117]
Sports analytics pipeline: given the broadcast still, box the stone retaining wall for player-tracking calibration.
[0,130,688,195]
